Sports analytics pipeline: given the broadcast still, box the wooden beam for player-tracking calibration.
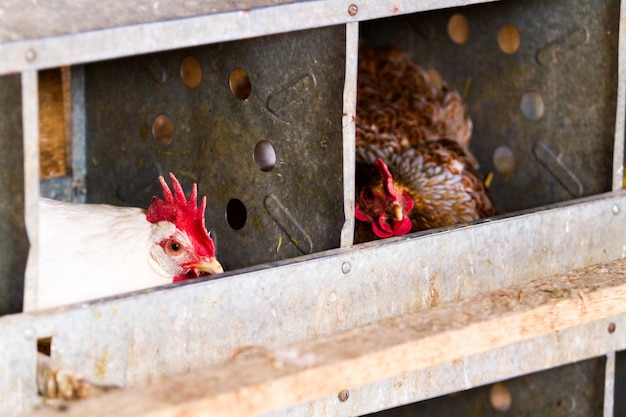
[34,259,626,417]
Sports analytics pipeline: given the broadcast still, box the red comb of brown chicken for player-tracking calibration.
[355,45,495,243]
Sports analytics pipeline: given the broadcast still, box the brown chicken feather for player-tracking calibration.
[356,45,472,153]
[355,45,495,243]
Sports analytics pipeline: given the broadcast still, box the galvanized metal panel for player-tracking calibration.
[21,70,40,312]
[83,25,346,270]
[0,0,500,75]
[0,74,27,316]
[340,22,359,247]
[0,0,307,43]
[1,191,625,415]
[0,0,624,415]
[265,315,623,417]
[360,0,620,213]
[366,357,606,417]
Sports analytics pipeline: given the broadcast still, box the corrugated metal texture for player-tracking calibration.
[0,74,27,316]
[361,0,619,212]
[83,25,345,270]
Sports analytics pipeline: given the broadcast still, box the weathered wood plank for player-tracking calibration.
[33,259,626,417]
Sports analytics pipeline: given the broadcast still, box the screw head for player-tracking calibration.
[338,390,350,402]
[612,204,620,215]
[341,261,352,274]
[608,322,616,333]
[348,4,358,16]
[24,49,37,62]
[24,328,35,340]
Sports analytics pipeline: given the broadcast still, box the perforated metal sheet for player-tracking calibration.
[84,25,346,270]
[361,0,619,213]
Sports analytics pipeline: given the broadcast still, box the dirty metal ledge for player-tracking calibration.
[31,259,626,417]
[1,190,626,415]
[0,0,498,75]
[267,314,626,417]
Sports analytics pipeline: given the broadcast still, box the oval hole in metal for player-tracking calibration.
[180,56,202,88]
[152,114,174,146]
[253,140,276,172]
[229,68,252,100]
[226,198,247,230]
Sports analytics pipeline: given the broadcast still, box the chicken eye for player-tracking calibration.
[168,241,181,252]
[361,188,375,202]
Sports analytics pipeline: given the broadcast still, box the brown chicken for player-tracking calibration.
[355,45,495,243]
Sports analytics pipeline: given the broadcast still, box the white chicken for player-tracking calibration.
[35,173,223,309]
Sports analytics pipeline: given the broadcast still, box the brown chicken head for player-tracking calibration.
[355,159,415,239]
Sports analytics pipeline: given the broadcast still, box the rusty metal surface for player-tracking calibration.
[361,0,619,213]
[83,25,345,270]
[0,74,27,316]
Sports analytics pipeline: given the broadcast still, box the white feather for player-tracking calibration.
[36,198,174,309]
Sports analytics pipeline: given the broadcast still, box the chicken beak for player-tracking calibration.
[393,202,403,222]
[190,256,224,275]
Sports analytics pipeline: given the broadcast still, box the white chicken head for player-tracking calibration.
[146,173,223,281]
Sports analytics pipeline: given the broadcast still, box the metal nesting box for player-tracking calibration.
[361,0,620,212]
[83,25,346,271]
[0,0,625,416]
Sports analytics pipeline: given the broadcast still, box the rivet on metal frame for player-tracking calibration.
[612,204,620,215]
[338,389,350,402]
[24,49,37,62]
[24,328,35,340]
[341,262,352,274]
[348,4,358,16]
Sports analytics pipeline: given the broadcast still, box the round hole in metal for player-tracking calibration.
[152,114,174,146]
[229,68,252,100]
[489,383,512,412]
[493,145,515,177]
[498,24,521,54]
[226,198,247,230]
[253,140,276,172]
[180,56,202,88]
[493,145,516,176]
[447,13,469,45]
[520,92,545,121]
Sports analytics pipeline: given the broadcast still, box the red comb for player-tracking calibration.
[376,159,400,201]
[146,173,215,257]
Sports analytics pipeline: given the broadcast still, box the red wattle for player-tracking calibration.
[372,215,394,238]
[355,204,370,221]
[393,216,412,235]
